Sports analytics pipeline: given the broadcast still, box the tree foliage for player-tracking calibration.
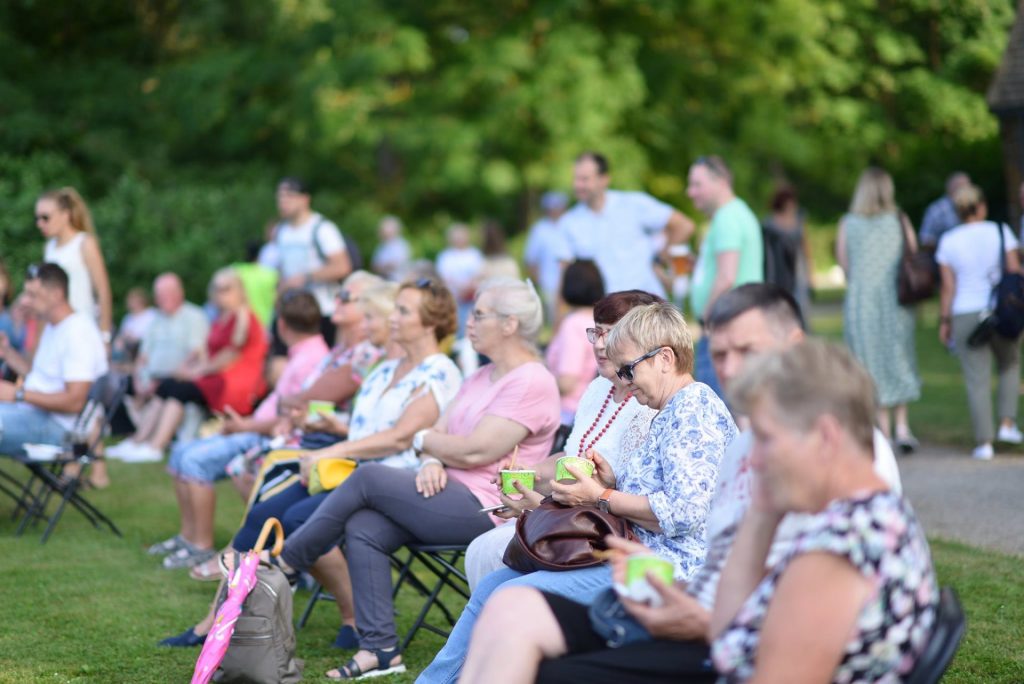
[0,0,1015,302]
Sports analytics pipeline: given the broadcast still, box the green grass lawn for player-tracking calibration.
[0,300,1022,682]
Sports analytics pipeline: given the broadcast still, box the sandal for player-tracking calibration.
[189,555,223,582]
[326,648,406,680]
[162,542,216,570]
[147,534,185,556]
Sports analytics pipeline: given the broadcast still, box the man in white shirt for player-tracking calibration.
[0,263,108,456]
[266,177,352,346]
[524,191,569,322]
[370,215,412,282]
[557,152,694,298]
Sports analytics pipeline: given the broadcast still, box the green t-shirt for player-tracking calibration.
[232,262,279,328]
[689,198,764,320]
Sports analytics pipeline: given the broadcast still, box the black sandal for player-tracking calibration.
[326,648,406,680]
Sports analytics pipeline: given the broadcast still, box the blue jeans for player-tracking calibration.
[167,431,265,484]
[232,481,328,550]
[0,403,68,457]
[694,336,724,400]
[415,564,612,684]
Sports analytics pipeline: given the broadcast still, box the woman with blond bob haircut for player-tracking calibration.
[710,340,938,683]
[459,302,735,684]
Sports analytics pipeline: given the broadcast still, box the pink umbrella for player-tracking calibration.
[190,518,283,684]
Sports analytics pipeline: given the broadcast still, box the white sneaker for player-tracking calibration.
[996,425,1023,444]
[105,440,138,460]
[118,443,164,463]
[971,444,994,460]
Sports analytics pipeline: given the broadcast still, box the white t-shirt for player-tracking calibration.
[523,217,566,299]
[556,190,674,297]
[436,247,484,303]
[935,221,1019,315]
[692,428,902,610]
[266,213,347,314]
[371,237,412,281]
[25,312,109,430]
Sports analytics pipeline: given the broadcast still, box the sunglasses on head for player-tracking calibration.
[615,347,663,383]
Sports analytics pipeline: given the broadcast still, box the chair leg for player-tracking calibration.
[297,584,325,630]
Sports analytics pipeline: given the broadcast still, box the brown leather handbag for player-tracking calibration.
[502,496,637,573]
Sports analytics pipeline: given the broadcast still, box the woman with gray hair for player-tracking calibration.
[427,301,737,684]
[272,277,561,680]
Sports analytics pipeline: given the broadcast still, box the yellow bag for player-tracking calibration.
[307,457,357,496]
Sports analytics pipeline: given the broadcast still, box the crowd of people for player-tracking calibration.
[3,150,1018,681]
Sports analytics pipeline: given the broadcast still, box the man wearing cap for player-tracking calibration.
[524,191,569,322]
[265,177,352,346]
[556,152,694,298]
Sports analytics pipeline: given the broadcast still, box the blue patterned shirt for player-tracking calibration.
[617,382,737,581]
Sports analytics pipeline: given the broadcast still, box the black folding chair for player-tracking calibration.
[6,372,128,543]
[297,543,470,651]
[905,586,966,684]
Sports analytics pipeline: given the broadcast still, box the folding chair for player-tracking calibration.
[7,372,128,543]
[297,543,470,651]
[905,586,966,684]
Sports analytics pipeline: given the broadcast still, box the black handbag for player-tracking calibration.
[896,212,937,306]
[989,222,1024,340]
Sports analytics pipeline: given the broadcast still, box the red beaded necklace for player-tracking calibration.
[577,386,633,456]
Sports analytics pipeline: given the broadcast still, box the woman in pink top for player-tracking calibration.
[545,259,603,425]
[277,277,561,680]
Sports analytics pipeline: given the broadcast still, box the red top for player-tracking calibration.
[195,309,268,414]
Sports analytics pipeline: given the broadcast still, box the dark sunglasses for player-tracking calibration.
[35,213,51,223]
[336,290,354,304]
[585,327,608,344]
[615,348,663,383]
[25,263,41,279]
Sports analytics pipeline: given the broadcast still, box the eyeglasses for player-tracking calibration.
[585,327,608,344]
[35,214,50,223]
[615,348,664,383]
[336,290,354,304]
[471,309,507,322]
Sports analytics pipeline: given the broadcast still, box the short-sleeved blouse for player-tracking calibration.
[348,354,463,470]
[562,375,658,474]
[617,381,736,581]
[444,361,561,521]
[712,492,939,683]
[300,339,384,414]
[195,309,268,414]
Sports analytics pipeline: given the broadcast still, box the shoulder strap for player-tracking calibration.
[997,221,1008,277]
[310,216,327,263]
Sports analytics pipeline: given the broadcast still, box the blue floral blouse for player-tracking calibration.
[617,382,737,581]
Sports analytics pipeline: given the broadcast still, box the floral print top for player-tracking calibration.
[617,381,736,581]
[712,492,939,683]
[347,353,463,470]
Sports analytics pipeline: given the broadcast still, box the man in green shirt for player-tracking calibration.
[687,156,763,397]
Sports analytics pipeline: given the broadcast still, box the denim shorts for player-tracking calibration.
[167,432,265,484]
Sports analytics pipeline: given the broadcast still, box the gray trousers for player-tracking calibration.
[952,312,1021,444]
[281,463,495,650]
